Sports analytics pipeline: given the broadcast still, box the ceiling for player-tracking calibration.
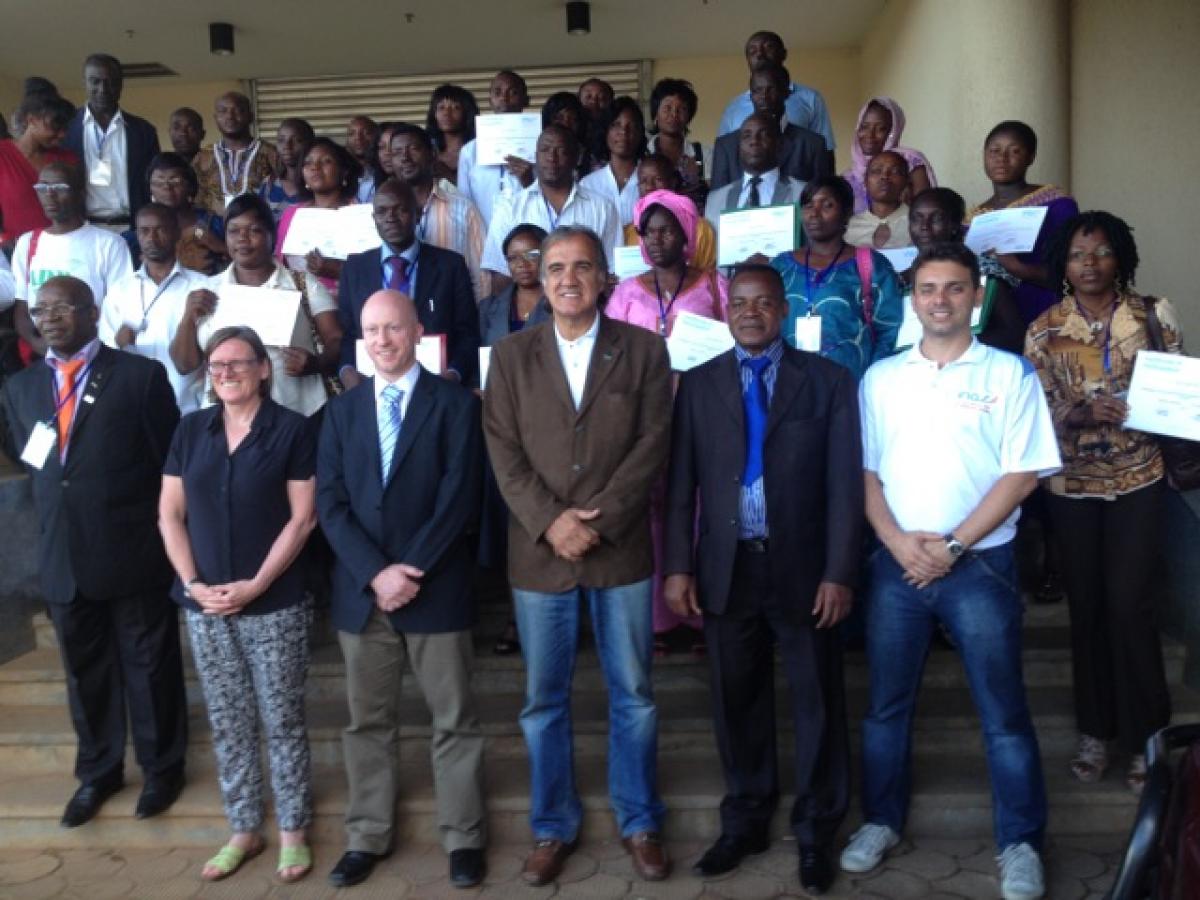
[0,0,886,85]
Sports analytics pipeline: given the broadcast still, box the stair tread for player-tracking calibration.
[3,685,1198,743]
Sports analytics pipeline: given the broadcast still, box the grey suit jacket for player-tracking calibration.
[704,173,805,231]
[710,123,833,191]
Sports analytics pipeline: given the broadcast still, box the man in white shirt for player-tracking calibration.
[98,203,210,413]
[481,125,620,287]
[705,112,805,231]
[63,54,161,230]
[12,161,133,357]
[845,244,1060,900]
[717,31,836,152]
[457,70,535,227]
[0,252,14,312]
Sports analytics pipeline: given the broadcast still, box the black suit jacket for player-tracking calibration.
[0,345,179,604]
[663,345,863,616]
[64,108,161,216]
[337,242,481,383]
[317,367,483,634]
[710,123,833,191]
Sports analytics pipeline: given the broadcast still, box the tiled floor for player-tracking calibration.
[0,832,1125,899]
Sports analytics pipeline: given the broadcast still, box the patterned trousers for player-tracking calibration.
[186,601,314,832]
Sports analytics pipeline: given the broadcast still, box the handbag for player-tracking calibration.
[1142,296,1200,491]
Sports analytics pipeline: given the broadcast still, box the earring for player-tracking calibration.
[1062,278,1072,297]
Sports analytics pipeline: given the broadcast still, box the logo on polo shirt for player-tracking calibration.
[957,390,998,413]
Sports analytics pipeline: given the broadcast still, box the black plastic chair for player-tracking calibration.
[1106,722,1200,899]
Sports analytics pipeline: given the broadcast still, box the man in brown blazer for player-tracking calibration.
[483,226,673,886]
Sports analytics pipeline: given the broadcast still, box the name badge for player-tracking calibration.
[20,422,56,470]
[89,159,113,187]
[795,315,822,353]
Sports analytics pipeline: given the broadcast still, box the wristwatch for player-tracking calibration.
[943,533,966,561]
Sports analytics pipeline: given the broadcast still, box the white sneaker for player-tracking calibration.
[839,823,900,873]
[997,843,1045,900]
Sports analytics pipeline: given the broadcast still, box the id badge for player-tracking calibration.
[20,422,57,470]
[795,315,822,353]
[89,159,113,187]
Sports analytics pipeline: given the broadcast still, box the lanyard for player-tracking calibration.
[1078,299,1117,374]
[137,270,179,330]
[91,119,115,159]
[653,267,687,335]
[542,193,562,231]
[215,141,261,198]
[416,198,433,242]
[802,241,846,315]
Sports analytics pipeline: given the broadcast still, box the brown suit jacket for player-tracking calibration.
[483,313,672,592]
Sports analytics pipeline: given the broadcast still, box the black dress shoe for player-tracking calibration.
[135,770,185,819]
[329,850,386,888]
[449,848,487,888]
[61,777,124,828]
[692,833,770,878]
[798,845,835,894]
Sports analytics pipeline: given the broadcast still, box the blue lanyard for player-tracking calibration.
[91,121,114,158]
[47,360,95,424]
[1078,299,1117,374]
[542,194,562,231]
[653,267,687,335]
[802,242,846,315]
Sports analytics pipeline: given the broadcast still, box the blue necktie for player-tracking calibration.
[378,384,403,481]
[741,357,770,487]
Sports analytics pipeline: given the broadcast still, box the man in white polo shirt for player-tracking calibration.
[845,244,1061,900]
[98,203,210,413]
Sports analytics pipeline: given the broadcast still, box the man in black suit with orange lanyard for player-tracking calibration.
[663,264,862,894]
[0,275,187,828]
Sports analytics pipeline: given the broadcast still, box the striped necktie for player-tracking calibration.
[55,358,86,456]
[378,383,403,481]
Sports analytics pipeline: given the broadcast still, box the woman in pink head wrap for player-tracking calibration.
[606,189,727,650]
[843,97,936,212]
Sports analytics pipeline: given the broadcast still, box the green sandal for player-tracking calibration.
[201,838,265,881]
[277,844,313,883]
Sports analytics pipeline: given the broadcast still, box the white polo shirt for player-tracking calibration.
[860,339,1061,549]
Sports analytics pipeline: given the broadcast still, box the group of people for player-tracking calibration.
[0,29,1183,900]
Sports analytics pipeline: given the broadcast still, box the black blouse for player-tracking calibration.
[163,398,316,615]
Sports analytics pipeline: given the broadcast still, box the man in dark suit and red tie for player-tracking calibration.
[663,263,863,895]
[0,275,187,829]
[317,289,487,890]
[336,178,480,387]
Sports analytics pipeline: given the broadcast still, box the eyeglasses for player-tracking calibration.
[1068,247,1115,263]
[33,183,72,195]
[506,249,541,265]
[29,304,81,322]
[149,177,187,189]
[207,359,259,375]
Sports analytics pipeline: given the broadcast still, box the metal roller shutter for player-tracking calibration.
[252,60,651,139]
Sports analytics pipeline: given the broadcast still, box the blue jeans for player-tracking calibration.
[861,543,1047,850]
[512,578,664,840]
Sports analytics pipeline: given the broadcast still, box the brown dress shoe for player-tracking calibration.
[623,831,671,881]
[522,838,578,885]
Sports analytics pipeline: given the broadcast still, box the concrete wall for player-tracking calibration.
[1071,0,1200,341]
[652,47,861,159]
[0,75,22,134]
[858,0,1071,210]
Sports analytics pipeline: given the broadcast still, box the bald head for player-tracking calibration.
[361,290,423,380]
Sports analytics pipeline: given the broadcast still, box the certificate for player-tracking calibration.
[717,203,798,267]
[474,113,541,166]
[355,335,446,377]
[612,245,651,280]
[280,205,379,259]
[879,246,918,273]
[1124,351,1200,441]
[666,311,735,371]
[964,207,1049,255]
[208,284,301,347]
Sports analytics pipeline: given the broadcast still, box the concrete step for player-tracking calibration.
[4,683,1197,773]
[6,611,1187,706]
[0,745,1149,850]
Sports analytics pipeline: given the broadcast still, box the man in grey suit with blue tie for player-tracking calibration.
[317,289,487,889]
[705,112,805,237]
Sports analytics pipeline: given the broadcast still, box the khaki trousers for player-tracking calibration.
[338,607,486,852]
